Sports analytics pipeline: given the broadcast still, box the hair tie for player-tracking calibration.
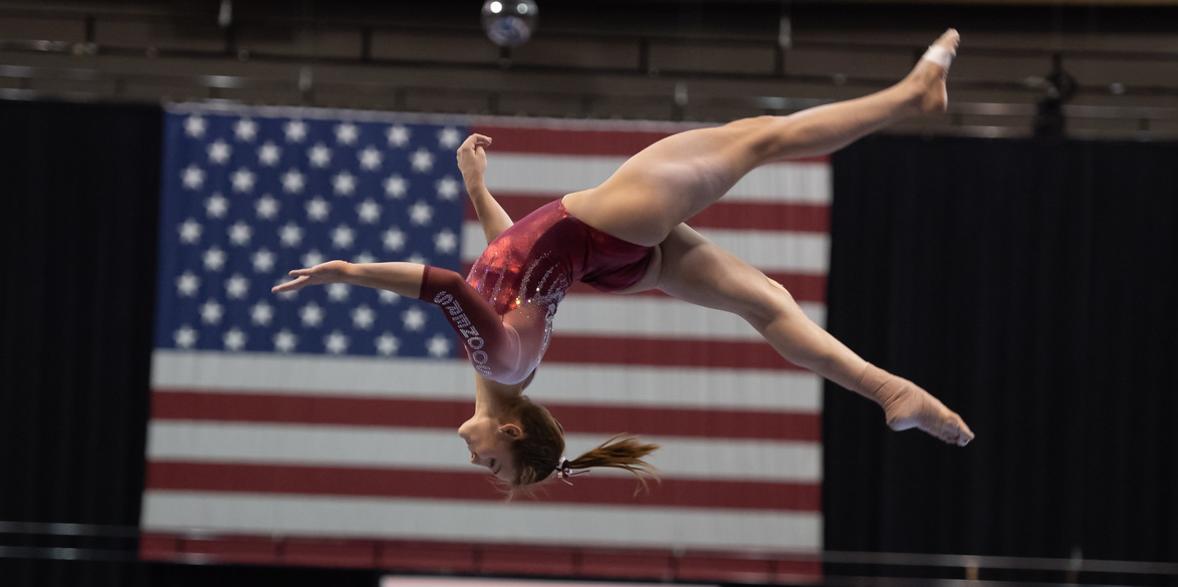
[554,456,590,486]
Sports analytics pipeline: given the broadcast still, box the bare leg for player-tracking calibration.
[651,224,974,446]
[564,29,959,247]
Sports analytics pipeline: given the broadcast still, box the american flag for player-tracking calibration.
[142,104,830,583]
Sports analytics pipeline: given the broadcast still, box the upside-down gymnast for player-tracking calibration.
[274,29,975,492]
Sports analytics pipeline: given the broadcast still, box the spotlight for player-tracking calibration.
[481,0,539,47]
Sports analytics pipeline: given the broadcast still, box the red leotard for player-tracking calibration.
[418,198,653,384]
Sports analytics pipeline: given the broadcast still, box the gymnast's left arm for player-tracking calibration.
[271,260,425,298]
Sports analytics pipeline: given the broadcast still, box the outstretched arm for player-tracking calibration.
[457,133,513,243]
[271,260,426,298]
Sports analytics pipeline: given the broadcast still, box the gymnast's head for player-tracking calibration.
[458,371,660,494]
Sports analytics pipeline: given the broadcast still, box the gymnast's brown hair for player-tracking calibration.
[501,394,659,496]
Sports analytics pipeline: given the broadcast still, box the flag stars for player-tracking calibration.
[406,253,427,265]
[306,197,330,222]
[199,299,224,324]
[231,167,256,192]
[409,201,434,225]
[284,120,307,143]
[179,218,202,244]
[324,330,350,354]
[436,176,461,200]
[332,171,356,196]
[250,300,274,326]
[184,115,206,138]
[358,146,382,171]
[375,333,400,356]
[173,325,198,349]
[308,143,332,168]
[335,122,359,146]
[356,199,381,224]
[354,251,376,264]
[228,221,253,246]
[225,274,250,299]
[251,248,275,273]
[382,228,406,251]
[182,165,205,190]
[205,193,228,218]
[233,118,258,142]
[223,328,247,351]
[299,301,324,327]
[202,246,226,271]
[258,142,281,166]
[331,224,355,249]
[410,148,434,172]
[383,175,408,199]
[402,307,427,331]
[208,140,232,164]
[255,195,280,220]
[279,222,304,248]
[176,271,200,297]
[273,329,297,353]
[426,334,452,358]
[351,304,375,330]
[434,229,458,254]
[327,283,351,302]
[301,249,324,268]
[387,124,410,147]
[378,289,400,305]
[438,127,462,149]
[281,169,305,194]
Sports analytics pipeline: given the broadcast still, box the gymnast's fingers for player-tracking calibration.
[271,275,310,293]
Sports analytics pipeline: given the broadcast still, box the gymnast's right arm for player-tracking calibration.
[457,133,513,243]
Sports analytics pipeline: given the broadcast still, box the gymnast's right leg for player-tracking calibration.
[564,29,960,247]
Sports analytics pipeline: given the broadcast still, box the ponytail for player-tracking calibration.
[504,397,660,495]
[557,434,660,494]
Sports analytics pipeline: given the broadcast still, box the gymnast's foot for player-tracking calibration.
[905,28,959,114]
[880,376,974,446]
[856,363,974,446]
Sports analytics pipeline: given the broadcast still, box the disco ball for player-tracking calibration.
[481,0,539,47]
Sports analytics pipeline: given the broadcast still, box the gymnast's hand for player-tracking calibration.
[271,260,352,293]
[457,133,492,191]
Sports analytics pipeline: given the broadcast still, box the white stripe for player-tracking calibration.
[556,295,826,338]
[485,153,831,204]
[462,223,829,274]
[141,491,822,551]
[151,351,823,412]
[147,422,821,482]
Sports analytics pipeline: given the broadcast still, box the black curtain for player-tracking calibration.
[0,100,162,582]
[824,135,1178,563]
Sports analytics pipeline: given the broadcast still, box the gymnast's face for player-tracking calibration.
[458,415,521,482]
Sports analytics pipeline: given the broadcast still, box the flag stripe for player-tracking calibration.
[146,462,820,511]
[480,154,831,204]
[467,193,831,233]
[473,124,830,167]
[141,491,823,551]
[462,223,829,274]
[554,295,825,339]
[150,351,824,412]
[543,335,804,370]
[151,392,821,441]
[146,422,822,482]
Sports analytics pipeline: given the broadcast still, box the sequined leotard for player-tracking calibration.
[418,199,653,384]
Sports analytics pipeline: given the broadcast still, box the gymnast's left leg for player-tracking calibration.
[646,224,974,446]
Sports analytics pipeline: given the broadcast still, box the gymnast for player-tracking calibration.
[274,29,974,492]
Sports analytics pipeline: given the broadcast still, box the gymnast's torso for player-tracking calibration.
[421,198,653,383]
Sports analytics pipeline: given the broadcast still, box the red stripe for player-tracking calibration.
[146,462,820,511]
[151,391,815,438]
[142,532,822,580]
[458,264,826,302]
[473,124,830,165]
[151,391,820,441]
[465,194,830,232]
[545,335,804,370]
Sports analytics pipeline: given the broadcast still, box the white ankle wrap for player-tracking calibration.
[921,45,955,69]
